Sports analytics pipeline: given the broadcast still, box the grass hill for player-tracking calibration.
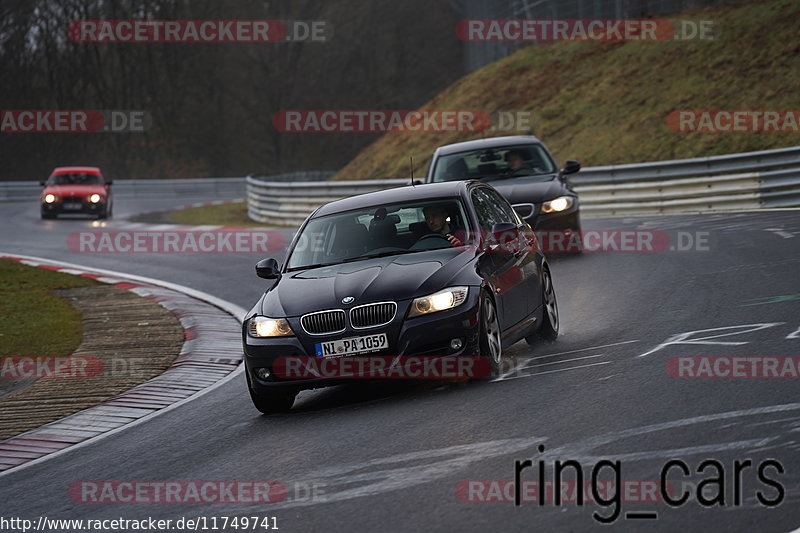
[333,0,800,180]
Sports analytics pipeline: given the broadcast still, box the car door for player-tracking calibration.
[482,187,543,318]
[470,187,529,330]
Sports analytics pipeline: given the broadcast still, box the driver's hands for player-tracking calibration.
[446,233,463,246]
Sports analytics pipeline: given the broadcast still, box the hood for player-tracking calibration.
[258,248,475,317]
[483,175,568,204]
[42,184,107,197]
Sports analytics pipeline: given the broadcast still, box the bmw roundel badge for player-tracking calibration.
[342,296,355,304]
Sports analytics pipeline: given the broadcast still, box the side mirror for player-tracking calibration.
[255,258,281,279]
[39,181,45,186]
[561,160,581,175]
[105,180,113,185]
[512,203,534,220]
[490,222,520,252]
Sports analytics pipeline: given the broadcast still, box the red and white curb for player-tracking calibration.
[0,253,247,475]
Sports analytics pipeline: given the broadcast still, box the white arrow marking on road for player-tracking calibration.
[637,323,785,358]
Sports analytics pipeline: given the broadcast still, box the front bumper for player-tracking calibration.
[243,290,482,392]
[42,201,106,215]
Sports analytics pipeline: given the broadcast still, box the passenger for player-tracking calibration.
[442,158,468,181]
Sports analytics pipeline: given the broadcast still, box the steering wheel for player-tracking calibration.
[506,166,541,176]
[418,233,450,242]
[411,233,452,250]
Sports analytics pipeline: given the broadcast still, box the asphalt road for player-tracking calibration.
[1,195,799,532]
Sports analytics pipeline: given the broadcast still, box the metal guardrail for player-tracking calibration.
[570,146,800,185]
[246,146,800,224]
[247,171,334,183]
[7,148,795,220]
[569,146,800,215]
[0,177,245,202]
[246,177,409,226]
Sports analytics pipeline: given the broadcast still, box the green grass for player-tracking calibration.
[333,0,800,181]
[0,259,98,357]
[167,201,260,227]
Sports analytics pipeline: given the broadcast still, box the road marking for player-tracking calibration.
[263,436,547,510]
[222,403,800,513]
[764,227,794,239]
[637,323,784,358]
[525,340,639,361]
[496,340,637,381]
[492,361,612,382]
[520,353,607,370]
[740,294,800,307]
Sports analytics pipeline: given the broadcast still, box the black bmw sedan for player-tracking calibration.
[426,135,582,250]
[242,181,559,413]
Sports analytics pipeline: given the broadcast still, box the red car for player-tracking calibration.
[40,166,113,219]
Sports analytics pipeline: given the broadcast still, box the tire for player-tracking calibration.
[246,371,296,414]
[478,292,503,378]
[97,206,108,220]
[41,212,56,220]
[527,265,559,345]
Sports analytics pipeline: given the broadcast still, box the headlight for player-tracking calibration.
[541,196,574,213]
[248,316,294,337]
[88,193,102,203]
[44,194,57,203]
[408,287,469,318]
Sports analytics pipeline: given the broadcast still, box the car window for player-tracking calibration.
[286,198,471,270]
[48,173,101,185]
[482,187,522,226]
[432,143,557,182]
[470,188,508,231]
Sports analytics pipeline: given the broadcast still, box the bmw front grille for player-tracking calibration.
[350,302,397,329]
[300,310,346,335]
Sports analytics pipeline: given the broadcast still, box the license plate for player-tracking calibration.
[63,203,82,210]
[315,333,388,358]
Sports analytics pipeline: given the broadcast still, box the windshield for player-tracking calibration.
[286,198,472,271]
[47,173,101,185]
[431,143,557,182]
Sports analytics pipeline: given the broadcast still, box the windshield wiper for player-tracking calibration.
[478,175,511,183]
[287,249,419,272]
[341,249,421,262]
[286,260,340,272]
[481,172,553,182]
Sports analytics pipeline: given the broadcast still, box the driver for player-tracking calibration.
[506,150,525,171]
[421,205,463,247]
[505,150,541,174]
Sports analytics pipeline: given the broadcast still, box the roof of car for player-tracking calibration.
[433,135,544,156]
[51,166,101,174]
[314,181,470,217]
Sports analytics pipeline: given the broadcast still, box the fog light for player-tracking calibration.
[255,368,271,379]
[450,338,463,350]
